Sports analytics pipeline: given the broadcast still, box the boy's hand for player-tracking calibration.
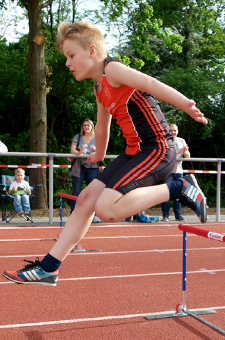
[187,99,208,124]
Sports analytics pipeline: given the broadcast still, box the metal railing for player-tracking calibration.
[0,152,224,223]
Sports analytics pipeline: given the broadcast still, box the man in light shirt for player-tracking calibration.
[0,141,8,153]
[161,124,190,222]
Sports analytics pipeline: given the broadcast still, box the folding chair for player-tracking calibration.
[0,175,42,223]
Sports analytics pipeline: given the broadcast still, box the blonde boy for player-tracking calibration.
[8,168,31,215]
[3,22,207,285]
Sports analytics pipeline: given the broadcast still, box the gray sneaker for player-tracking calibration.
[175,215,187,222]
[92,215,101,223]
[161,216,169,222]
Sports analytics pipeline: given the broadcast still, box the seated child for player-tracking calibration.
[8,168,31,215]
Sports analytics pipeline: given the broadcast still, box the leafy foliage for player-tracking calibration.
[0,37,29,139]
[1,0,225,207]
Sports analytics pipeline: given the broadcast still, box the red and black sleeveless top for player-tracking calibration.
[94,58,172,155]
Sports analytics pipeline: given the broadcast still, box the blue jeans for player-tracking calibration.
[14,194,30,213]
[161,173,183,219]
[71,165,99,212]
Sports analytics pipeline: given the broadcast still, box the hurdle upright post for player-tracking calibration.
[49,154,54,225]
[60,195,63,234]
[216,159,222,222]
[181,231,187,313]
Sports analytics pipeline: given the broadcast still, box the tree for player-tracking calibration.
[146,0,225,205]
[17,0,57,209]
[147,0,225,152]
[0,0,100,208]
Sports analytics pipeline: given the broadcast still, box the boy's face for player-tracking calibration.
[15,172,25,183]
[62,39,94,81]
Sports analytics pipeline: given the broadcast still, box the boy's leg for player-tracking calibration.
[94,149,176,222]
[21,194,30,212]
[13,195,22,213]
[3,179,106,285]
[93,149,206,223]
[95,184,170,223]
[95,175,207,223]
[48,179,106,261]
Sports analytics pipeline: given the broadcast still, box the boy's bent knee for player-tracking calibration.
[95,188,122,222]
[95,205,120,223]
[96,212,119,223]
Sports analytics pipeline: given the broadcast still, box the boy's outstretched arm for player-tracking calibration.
[87,100,111,164]
[105,62,207,125]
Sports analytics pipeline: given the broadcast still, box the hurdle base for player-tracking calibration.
[71,249,102,252]
[146,309,216,320]
[70,243,102,253]
[146,308,225,335]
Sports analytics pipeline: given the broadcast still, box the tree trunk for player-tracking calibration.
[27,0,47,209]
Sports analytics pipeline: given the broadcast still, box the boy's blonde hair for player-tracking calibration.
[56,21,107,58]
[15,168,25,175]
[80,119,95,136]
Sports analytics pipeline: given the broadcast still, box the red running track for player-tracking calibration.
[0,221,225,339]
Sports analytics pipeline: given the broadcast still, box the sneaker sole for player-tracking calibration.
[184,174,207,223]
[2,272,57,286]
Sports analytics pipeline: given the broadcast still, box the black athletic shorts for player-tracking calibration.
[96,142,176,195]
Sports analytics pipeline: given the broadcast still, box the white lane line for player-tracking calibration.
[1,233,224,242]
[0,224,171,230]
[0,246,224,259]
[0,226,59,230]
[0,306,224,329]
[0,239,55,242]
[1,269,225,285]
[0,234,185,242]
[0,222,209,230]
[84,235,183,239]
[60,269,225,281]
